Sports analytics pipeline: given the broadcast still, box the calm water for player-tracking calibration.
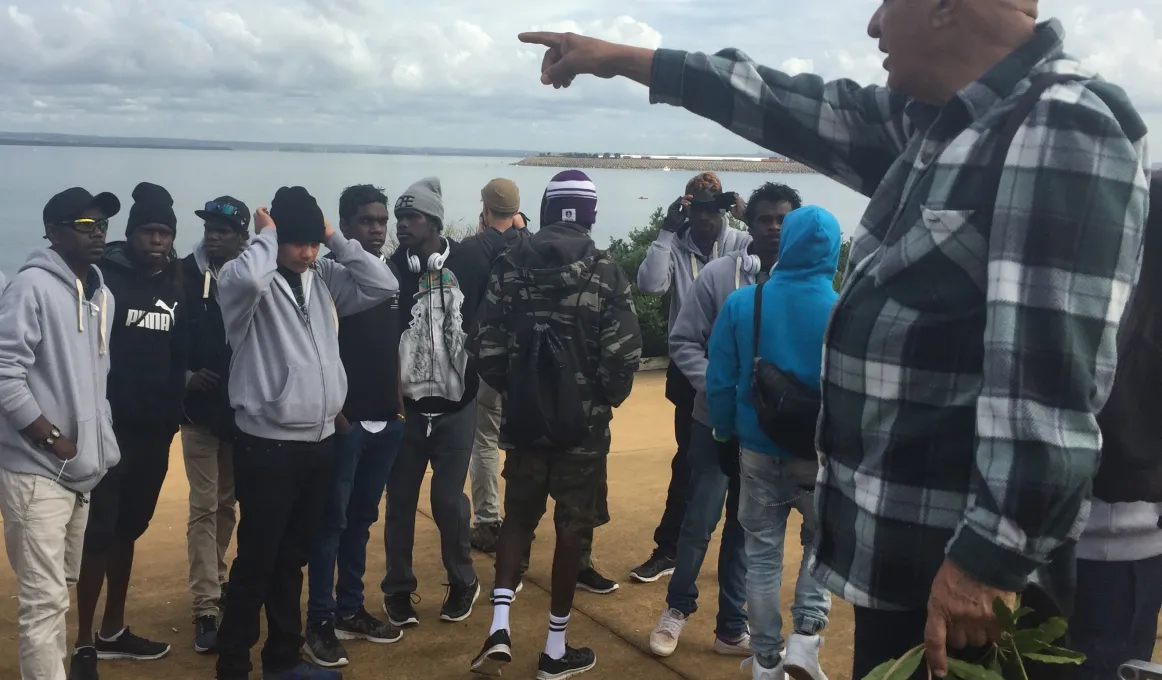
[0,146,870,276]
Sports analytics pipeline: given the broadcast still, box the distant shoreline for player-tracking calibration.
[514,156,815,174]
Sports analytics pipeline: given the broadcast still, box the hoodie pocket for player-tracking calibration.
[264,363,331,428]
[54,415,106,486]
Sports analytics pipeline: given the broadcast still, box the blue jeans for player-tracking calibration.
[1069,554,1162,679]
[307,421,403,625]
[666,421,748,639]
[738,448,831,664]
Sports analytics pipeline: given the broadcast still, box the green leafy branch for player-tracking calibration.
[863,597,1085,680]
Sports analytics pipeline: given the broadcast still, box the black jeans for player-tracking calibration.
[216,434,335,680]
[652,386,694,558]
[1070,555,1162,679]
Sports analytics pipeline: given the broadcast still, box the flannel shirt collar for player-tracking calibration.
[904,19,1067,132]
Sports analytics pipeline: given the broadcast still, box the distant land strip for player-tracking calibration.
[514,156,816,174]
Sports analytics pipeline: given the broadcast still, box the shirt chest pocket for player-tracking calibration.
[869,206,989,314]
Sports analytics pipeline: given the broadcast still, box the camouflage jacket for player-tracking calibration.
[476,222,643,456]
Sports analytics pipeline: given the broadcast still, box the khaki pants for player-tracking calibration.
[182,425,236,619]
[0,468,88,680]
[469,382,503,526]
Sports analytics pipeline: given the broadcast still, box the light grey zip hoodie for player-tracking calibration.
[1078,499,1162,562]
[0,249,120,493]
[637,218,751,332]
[670,250,765,426]
[218,230,398,442]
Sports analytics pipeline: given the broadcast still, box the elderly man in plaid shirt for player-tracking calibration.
[520,1,1150,678]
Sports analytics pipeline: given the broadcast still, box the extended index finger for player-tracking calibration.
[518,31,563,48]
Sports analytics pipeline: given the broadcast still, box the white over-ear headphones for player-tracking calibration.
[407,239,451,274]
[739,253,762,276]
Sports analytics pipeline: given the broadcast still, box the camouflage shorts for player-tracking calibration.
[502,450,609,532]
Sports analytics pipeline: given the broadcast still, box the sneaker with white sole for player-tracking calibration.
[784,633,828,680]
[742,655,787,680]
[713,631,752,657]
[648,608,687,657]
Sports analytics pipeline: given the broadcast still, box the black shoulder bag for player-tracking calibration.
[750,280,821,459]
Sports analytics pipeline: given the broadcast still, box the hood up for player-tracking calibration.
[772,206,841,281]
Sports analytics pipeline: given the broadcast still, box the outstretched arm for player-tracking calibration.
[518,31,910,195]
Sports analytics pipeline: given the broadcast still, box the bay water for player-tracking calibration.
[0,145,870,276]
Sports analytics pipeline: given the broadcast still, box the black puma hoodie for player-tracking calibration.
[99,241,188,430]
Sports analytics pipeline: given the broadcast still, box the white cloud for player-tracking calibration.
[0,0,1157,152]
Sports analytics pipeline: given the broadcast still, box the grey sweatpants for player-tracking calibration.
[382,400,478,593]
[469,382,503,527]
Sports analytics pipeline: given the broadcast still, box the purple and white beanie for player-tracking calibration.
[540,170,597,227]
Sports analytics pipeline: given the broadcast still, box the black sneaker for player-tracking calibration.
[576,566,619,595]
[94,627,170,660]
[302,621,349,668]
[470,629,512,676]
[537,644,597,680]
[470,522,502,553]
[193,615,219,654]
[336,607,402,644]
[384,592,420,627]
[441,580,481,622]
[629,551,676,584]
[69,647,98,680]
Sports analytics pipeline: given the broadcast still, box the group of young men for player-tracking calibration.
[0,167,659,680]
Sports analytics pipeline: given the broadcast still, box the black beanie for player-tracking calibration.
[126,182,177,236]
[270,186,325,244]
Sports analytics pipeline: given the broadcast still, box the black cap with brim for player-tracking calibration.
[43,187,121,225]
[195,195,251,232]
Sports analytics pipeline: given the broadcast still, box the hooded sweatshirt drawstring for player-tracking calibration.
[74,278,108,355]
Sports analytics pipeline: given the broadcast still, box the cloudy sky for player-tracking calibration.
[1,0,1159,154]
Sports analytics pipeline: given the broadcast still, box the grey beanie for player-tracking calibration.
[395,177,444,229]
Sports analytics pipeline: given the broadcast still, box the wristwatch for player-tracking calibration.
[39,425,62,450]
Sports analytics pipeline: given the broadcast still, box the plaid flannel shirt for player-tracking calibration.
[651,19,1150,610]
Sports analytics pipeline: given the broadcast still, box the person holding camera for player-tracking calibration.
[631,171,750,584]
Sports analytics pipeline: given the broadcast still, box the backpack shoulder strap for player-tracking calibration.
[983,72,1085,205]
[752,279,764,361]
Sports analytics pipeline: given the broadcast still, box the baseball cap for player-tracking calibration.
[43,187,121,226]
[195,196,251,232]
[481,178,520,214]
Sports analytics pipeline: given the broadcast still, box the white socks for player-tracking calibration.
[490,588,514,635]
[545,613,570,660]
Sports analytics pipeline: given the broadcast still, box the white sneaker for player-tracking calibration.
[713,631,752,657]
[784,633,827,680]
[742,655,787,680]
[649,608,687,657]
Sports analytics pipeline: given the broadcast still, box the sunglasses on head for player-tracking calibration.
[205,201,241,217]
[60,218,110,234]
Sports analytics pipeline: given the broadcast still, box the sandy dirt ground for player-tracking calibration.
[0,371,1157,680]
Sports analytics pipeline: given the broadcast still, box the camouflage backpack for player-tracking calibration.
[502,260,603,450]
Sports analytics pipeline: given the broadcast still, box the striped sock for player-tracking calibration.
[545,612,570,660]
[490,588,515,635]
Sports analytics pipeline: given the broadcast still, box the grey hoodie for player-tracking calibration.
[218,230,398,442]
[637,219,752,332]
[0,249,120,492]
[1078,500,1162,562]
[670,250,764,426]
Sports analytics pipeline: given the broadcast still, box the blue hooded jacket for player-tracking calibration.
[706,205,841,456]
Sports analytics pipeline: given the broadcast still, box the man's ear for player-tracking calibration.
[932,0,958,28]
[339,218,350,238]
